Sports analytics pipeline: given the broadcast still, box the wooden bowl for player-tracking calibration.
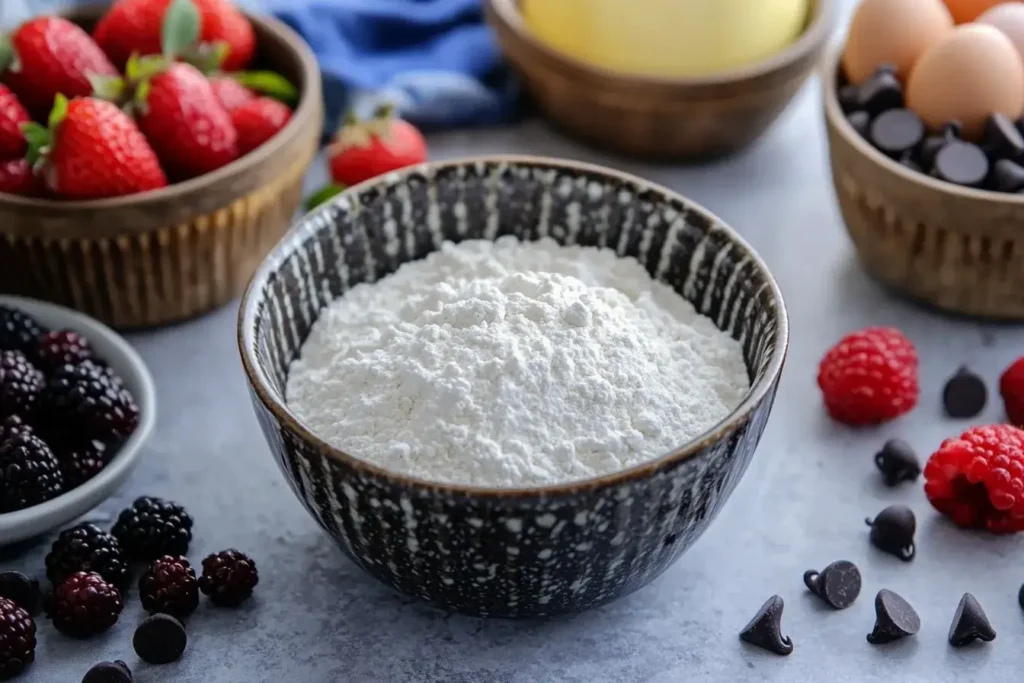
[485,0,835,160]
[823,43,1024,320]
[0,5,323,330]
[239,156,789,617]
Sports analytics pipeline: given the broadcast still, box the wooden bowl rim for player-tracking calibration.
[822,38,1024,204]
[0,7,320,212]
[486,0,836,91]
[238,155,791,499]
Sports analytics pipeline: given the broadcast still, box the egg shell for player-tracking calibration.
[907,24,1024,140]
[977,2,1024,61]
[943,0,1008,23]
[842,0,954,85]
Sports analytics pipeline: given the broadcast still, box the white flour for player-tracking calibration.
[286,237,749,487]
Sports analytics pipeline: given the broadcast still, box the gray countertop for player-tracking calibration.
[7,64,1024,683]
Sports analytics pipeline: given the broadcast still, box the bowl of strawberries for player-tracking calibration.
[0,0,322,329]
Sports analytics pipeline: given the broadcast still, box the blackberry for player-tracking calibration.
[0,597,35,679]
[0,306,44,358]
[47,572,122,638]
[45,523,130,590]
[0,415,31,445]
[83,661,133,683]
[0,350,44,418]
[199,550,258,607]
[36,329,93,371]
[112,497,193,561]
[139,556,199,618]
[42,360,138,442]
[60,439,110,489]
[0,432,63,512]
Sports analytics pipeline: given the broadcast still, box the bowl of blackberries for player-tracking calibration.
[823,7,1024,320]
[0,295,155,544]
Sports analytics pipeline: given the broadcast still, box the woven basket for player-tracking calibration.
[0,6,323,329]
[823,43,1024,320]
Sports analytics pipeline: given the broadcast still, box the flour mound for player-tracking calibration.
[286,238,749,487]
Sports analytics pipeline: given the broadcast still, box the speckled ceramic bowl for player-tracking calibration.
[238,157,788,617]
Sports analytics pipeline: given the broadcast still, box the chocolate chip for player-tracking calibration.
[899,154,922,173]
[848,110,871,138]
[866,504,916,561]
[942,367,988,418]
[839,84,861,114]
[933,142,989,187]
[917,135,950,170]
[857,71,903,116]
[803,560,861,610]
[739,595,793,656]
[948,593,996,648]
[0,571,40,615]
[983,114,1024,161]
[993,159,1024,193]
[874,439,921,486]
[1018,583,1024,611]
[133,614,187,665]
[870,109,925,158]
[943,120,963,139]
[82,661,132,683]
[867,589,921,644]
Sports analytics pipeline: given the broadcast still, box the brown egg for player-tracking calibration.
[907,24,1024,139]
[943,0,1007,24]
[843,0,954,85]
[977,3,1024,61]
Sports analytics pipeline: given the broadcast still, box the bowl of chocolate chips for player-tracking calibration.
[824,0,1024,319]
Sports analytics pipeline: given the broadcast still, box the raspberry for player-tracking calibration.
[36,330,94,371]
[924,424,1024,534]
[816,327,919,426]
[0,432,63,512]
[199,550,258,607]
[45,523,130,590]
[0,350,44,418]
[0,306,44,358]
[59,439,111,489]
[47,572,123,638]
[112,497,193,561]
[41,360,139,442]
[0,597,35,679]
[1000,357,1024,427]
[139,556,199,618]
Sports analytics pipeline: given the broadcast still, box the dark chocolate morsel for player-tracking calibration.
[942,366,988,418]
[871,109,925,158]
[874,439,921,486]
[0,571,40,615]
[867,589,921,644]
[739,595,793,656]
[873,63,898,77]
[916,135,949,170]
[82,661,133,683]
[933,142,989,187]
[866,504,916,561]
[943,120,963,140]
[803,560,861,610]
[983,113,1024,161]
[857,71,903,116]
[993,159,1024,193]
[133,614,187,665]
[848,110,871,139]
[948,593,996,648]
[1018,583,1024,612]
[839,84,861,114]
[899,154,922,173]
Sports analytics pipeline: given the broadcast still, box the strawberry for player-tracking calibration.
[1001,357,1024,426]
[0,84,30,159]
[232,97,291,154]
[94,0,255,71]
[22,95,167,200]
[0,158,41,197]
[0,17,117,120]
[210,75,255,113]
[328,106,427,187]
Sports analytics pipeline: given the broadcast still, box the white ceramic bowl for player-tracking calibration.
[0,295,156,545]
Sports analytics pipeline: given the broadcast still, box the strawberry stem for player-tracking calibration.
[304,183,347,212]
[372,103,395,120]
[231,71,298,104]
[162,0,201,59]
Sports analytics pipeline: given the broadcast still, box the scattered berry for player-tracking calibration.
[133,613,186,665]
[210,75,255,113]
[0,306,44,358]
[0,158,42,197]
[0,431,63,512]
[328,105,427,187]
[139,556,199,618]
[82,660,132,683]
[112,497,193,561]
[1000,356,1024,426]
[47,572,123,638]
[36,330,93,371]
[42,359,139,442]
[0,572,40,615]
[0,597,35,679]
[817,327,919,426]
[199,549,258,606]
[45,523,130,590]
[232,96,291,155]
[59,439,111,489]
[924,424,1024,533]
[0,84,30,159]
[0,350,44,418]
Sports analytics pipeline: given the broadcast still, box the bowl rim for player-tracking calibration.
[486,0,836,89]
[0,8,320,214]
[822,38,1024,204]
[238,155,789,498]
[0,294,157,542]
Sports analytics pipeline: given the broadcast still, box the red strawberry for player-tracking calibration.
[0,16,117,120]
[94,0,255,71]
[210,75,255,113]
[0,158,41,196]
[1001,357,1024,426]
[0,84,29,159]
[232,97,291,154]
[23,95,167,200]
[816,327,919,426]
[328,106,427,187]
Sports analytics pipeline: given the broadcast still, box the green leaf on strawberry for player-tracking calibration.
[231,71,299,105]
[0,35,18,74]
[162,0,201,60]
[304,183,347,212]
[21,93,68,171]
